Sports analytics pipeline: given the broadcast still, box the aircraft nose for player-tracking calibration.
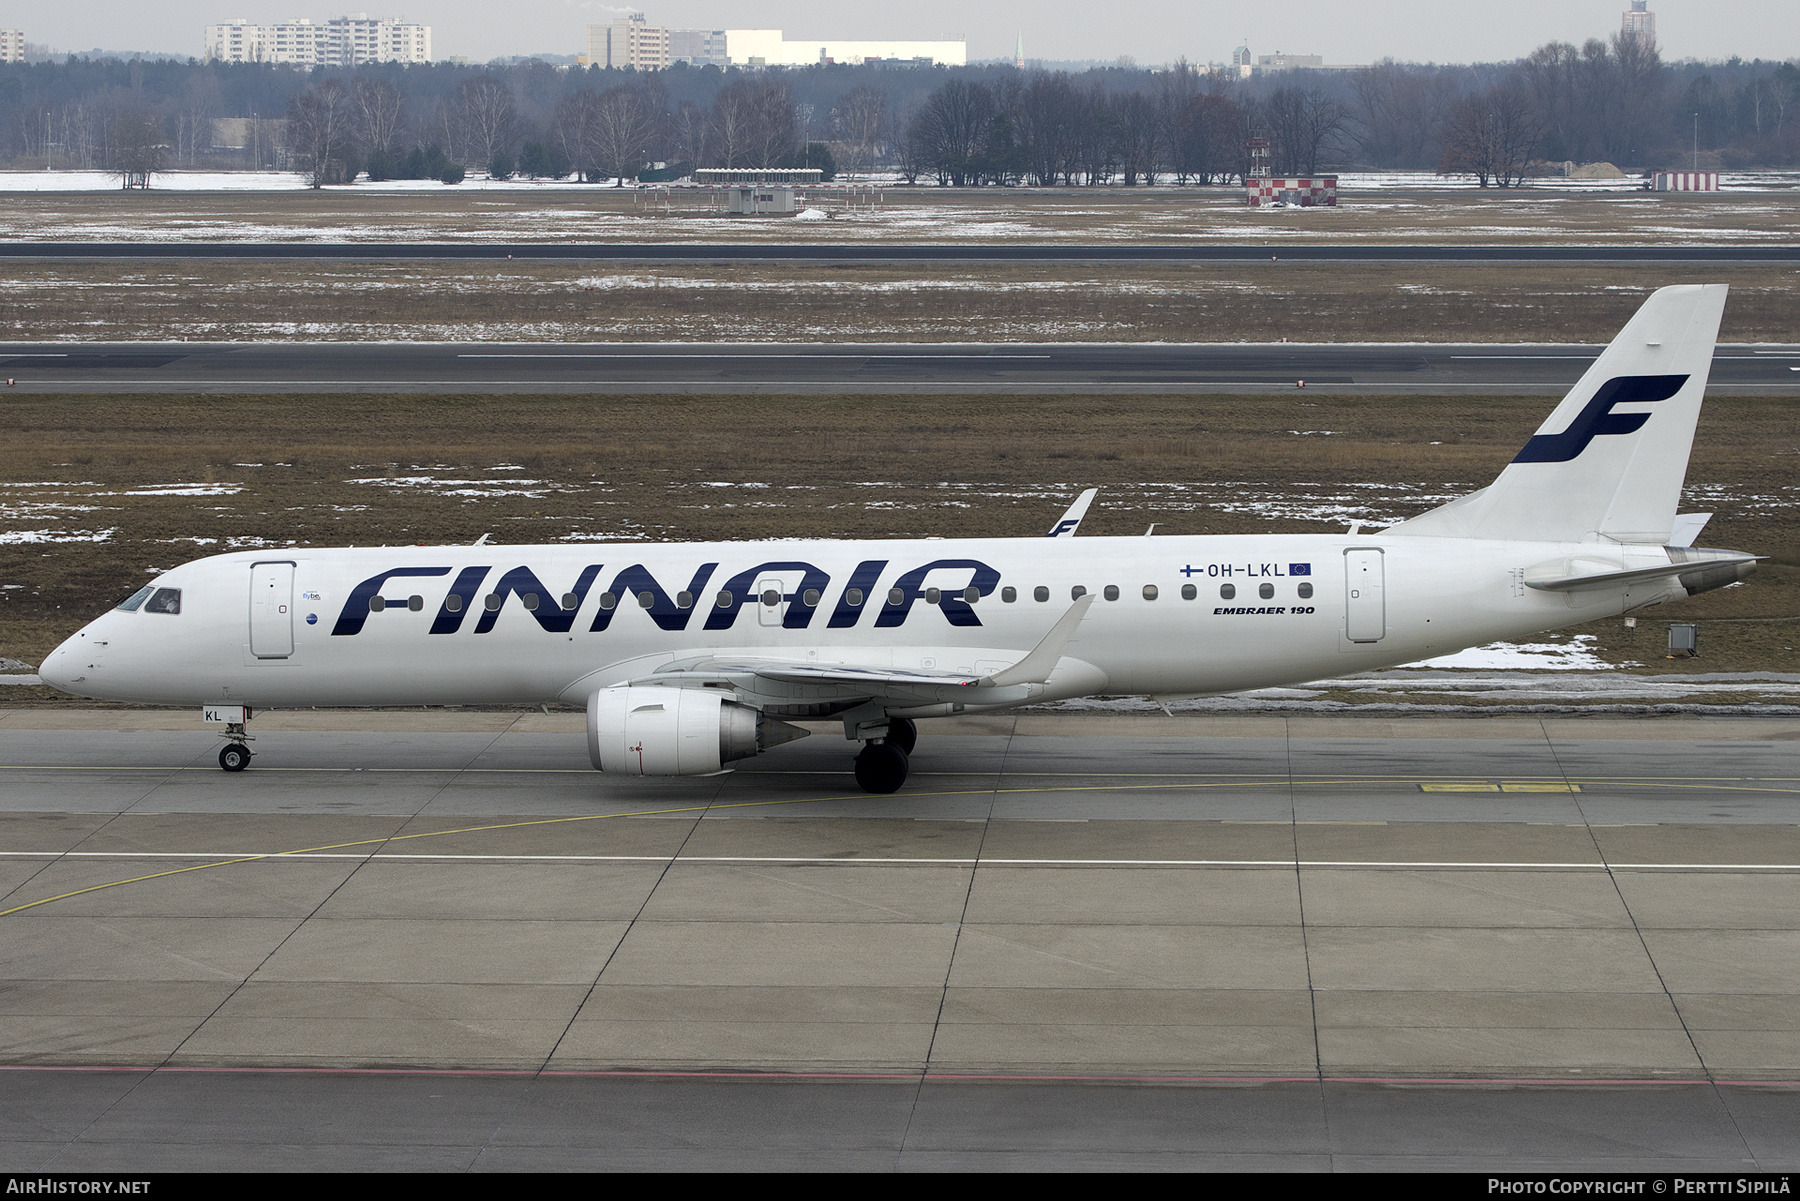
[37,636,84,695]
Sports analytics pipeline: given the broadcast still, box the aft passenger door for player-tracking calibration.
[1344,548,1386,643]
[249,561,295,658]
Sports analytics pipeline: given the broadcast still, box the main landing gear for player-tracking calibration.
[853,717,916,794]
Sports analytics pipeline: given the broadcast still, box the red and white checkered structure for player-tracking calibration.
[1652,171,1720,191]
[1246,176,1338,207]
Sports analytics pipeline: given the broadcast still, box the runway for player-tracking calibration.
[4,340,1798,394]
[5,241,1800,264]
[3,709,1800,1169]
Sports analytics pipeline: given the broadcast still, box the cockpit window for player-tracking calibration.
[116,585,155,612]
[144,587,182,615]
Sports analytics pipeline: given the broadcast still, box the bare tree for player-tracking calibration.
[1265,85,1349,174]
[109,109,163,188]
[1439,81,1545,186]
[911,78,995,185]
[668,99,707,170]
[589,86,654,183]
[1348,61,1457,168]
[1114,90,1159,184]
[1170,92,1246,184]
[286,79,355,187]
[553,90,600,175]
[744,77,798,169]
[709,83,750,168]
[829,85,887,179]
[352,76,405,157]
[453,76,520,166]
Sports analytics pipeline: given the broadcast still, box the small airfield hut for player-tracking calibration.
[1653,171,1720,192]
[693,168,823,215]
[1246,176,1338,207]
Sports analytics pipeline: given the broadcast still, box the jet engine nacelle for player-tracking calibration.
[586,686,806,775]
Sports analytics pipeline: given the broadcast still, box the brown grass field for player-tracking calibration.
[3,260,1797,343]
[0,182,1796,245]
[2,390,1796,704]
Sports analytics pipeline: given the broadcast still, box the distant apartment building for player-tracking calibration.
[588,14,671,70]
[669,28,727,68]
[586,17,963,70]
[723,29,965,67]
[0,29,24,63]
[1623,1,1656,50]
[202,14,431,66]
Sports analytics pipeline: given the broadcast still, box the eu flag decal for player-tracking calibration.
[1289,563,1312,576]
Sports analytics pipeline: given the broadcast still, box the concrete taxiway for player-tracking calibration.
[4,709,1800,1169]
[2,340,1798,395]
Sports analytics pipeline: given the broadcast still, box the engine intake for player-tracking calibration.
[587,686,809,775]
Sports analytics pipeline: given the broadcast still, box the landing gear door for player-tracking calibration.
[249,561,295,658]
[1344,548,1386,643]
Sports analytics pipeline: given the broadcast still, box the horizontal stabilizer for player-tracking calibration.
[1524,551,1758,592]
[1668,513,1713,548]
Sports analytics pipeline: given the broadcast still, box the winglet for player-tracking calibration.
[1046,488,1097,538]
[985,593,1095,687]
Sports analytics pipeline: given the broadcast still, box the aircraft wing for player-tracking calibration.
[627,595,1097,704]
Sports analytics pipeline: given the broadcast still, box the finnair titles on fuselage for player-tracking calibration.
[41,286,1757,792]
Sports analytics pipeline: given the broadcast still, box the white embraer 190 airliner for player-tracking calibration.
[40,285,1756,792]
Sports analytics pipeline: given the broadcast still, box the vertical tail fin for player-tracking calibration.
[1388,284,1728,544]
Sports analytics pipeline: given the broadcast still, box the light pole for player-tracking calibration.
[1693,111,1699,172]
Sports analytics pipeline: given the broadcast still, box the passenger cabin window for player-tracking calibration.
[846,588,864,607]
[1033,586,1049,602]
[1220,583,1236,600]
[1143,584,1158,601]
[1181,584,1197,600]
[638,591,655,609]
[676,590,694,609]
[116,585,155,612]
[888,588,904,606]
[485,593,503,611]
[716,590,732,609]
[803,588,821,607]
[1259,583,1275,599]
[446,594,465,612]
[1001,586,1017,603]
[1298,582,1314,599]
[1103,585,1120,601]
[598,592,618,610]
[925,587,941,605]
[1071,585,1087,599]
[565,592,584,610]
[408,595,424,612]
[144,587,182,615]
[963,586,980,604]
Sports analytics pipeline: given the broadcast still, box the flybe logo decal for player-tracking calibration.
[1512,375,1689,464]
[332,558,1001,636]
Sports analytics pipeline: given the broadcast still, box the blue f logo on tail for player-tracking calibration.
[1512,375,1689,464]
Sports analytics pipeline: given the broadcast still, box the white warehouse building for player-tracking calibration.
[723,29,964,67]
[203,14,431,65]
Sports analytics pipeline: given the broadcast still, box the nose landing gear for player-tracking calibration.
[218,720,254,772]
